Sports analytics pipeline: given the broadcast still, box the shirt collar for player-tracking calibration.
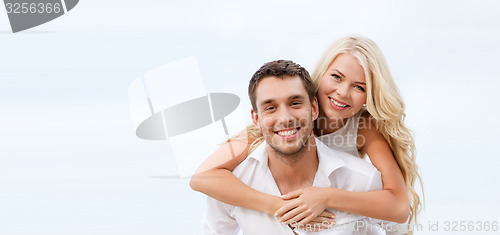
[247,137,347,176]
[247,141,269,168]
[315,137,347,176]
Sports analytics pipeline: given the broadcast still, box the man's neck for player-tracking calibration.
[267,136,319,195]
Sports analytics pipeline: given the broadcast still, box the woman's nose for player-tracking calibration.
[336,83,349,97]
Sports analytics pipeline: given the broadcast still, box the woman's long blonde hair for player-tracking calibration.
[231,35,423,224]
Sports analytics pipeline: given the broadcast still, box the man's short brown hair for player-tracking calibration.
[248,60,314,111]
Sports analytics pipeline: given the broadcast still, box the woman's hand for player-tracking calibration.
[275,187,334,225]
[289,211,336,232]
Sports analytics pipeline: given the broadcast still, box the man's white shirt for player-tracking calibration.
[203,138,404,235]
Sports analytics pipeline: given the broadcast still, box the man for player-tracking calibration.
[203,60,387,234]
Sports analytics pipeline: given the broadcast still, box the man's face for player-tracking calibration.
[252,76,318,157]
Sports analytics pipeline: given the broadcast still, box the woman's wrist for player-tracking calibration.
[265,195,286,215]
[325,187,340,209]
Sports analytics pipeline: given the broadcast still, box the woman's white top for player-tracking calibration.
[318,109,408,235]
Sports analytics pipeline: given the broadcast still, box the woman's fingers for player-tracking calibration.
[303,211,336,230]
[318,210,336,219]
[286,210,336,232]
[288,214,314,230]
[282,209,334,225]
[278,206,302,223]
[283,209,312,225]
[309,215,335,225]
[281,189,303,200]
[275,200,299,218]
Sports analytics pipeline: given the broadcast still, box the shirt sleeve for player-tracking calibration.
[365,168,383,191]
[202,196,240,235]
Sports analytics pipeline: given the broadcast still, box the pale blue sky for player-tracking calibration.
[1,1,499,234]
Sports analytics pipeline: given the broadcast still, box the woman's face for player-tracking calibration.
[317,53,367,122]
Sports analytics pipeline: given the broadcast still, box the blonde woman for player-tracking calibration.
[190,35,423,231]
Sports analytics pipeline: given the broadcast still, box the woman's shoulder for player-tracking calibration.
[357,109,377,131]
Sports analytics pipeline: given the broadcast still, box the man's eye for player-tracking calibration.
[265,106,275,111]
[291,102,301,106]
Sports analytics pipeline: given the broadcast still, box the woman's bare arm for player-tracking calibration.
[189,138,285,215]
[327,113,409,222]
[277,113,409,224]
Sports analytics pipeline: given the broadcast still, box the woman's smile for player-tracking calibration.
[329,97,350,110]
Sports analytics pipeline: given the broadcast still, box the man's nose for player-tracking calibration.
[277,107,295,124]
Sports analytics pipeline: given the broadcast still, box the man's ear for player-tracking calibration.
[251,108,260,129]
[311,97,319,121]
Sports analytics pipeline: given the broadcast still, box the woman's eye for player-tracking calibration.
[331,74,341,81]
[354,85,366,92]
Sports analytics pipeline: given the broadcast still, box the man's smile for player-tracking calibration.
[275,127,301,139]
